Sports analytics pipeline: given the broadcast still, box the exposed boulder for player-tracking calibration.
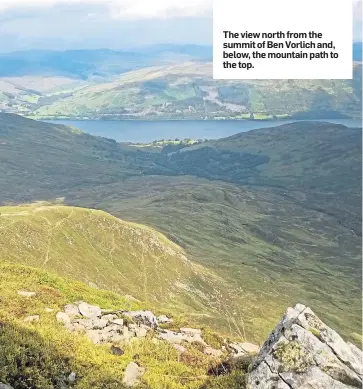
[64,304,80,320]
[78,302,101,318]
[67,372,76,383]
[125,310,157,328]
[23,315,40,323]
[56,312,71,325]
[204,346,223,358]
[247,303,363,389]
[158,329,206,345]
[157,315,173,324]
[17,290,36,297]
[230,342,260,357]
[123,362,145,387]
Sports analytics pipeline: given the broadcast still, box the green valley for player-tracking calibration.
[0,113,361,346]
[0,59,361,120]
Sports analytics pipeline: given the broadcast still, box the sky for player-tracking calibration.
[0,0,361,52]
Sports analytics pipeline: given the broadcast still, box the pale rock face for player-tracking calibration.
[111,319,124,326]
[230,342,260,356]
[23,315,40,323]
[17,290,36,297]
[180,327,202,335]
[78,302,101,318]
[158,329,206,345]
[246,304,363,389]
[204,346,223,357]
[101,314,117,322]
[56,312,71,324]
[123,362,145,387]
[157,315,173,324]
[64,304,80,319]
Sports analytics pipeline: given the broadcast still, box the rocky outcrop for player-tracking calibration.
[55,301,260,362]
[247,303,363,389]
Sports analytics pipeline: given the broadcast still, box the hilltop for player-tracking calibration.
[0,113,361,344]
[0,59,361,120]
[30,62,362,120]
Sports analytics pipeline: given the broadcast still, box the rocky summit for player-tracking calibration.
[247,304,363,389]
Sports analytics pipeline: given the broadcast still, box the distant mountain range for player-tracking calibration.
[0,44,361,121]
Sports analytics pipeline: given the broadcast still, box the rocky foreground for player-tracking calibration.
[2,297,362,388]
[247,304,363,389]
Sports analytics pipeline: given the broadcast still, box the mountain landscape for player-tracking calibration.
[0,37,362,389]
[0,47,361,120]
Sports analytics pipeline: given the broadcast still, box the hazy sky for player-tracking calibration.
[0,0,361,52]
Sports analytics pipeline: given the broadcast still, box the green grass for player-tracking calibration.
[0,203,228,322]
[0,262,248,389]
[0,114,361,345]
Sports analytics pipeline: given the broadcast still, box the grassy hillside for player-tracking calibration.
[159,121,362,233]
[28,62,362,120]
[0,203,259,341]
[67,176,362,345]
[1,262,248,389]
[0,203,215,308]
[0,113,361,344]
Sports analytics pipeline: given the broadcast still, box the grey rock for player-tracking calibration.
[78,302,101,318]
[126,310,157,328]
[158,329,206,345]
[246,304,363,389]
[17,290,36,297]
[24,315,40,323]
[111,345,124,356]
[64,304,80,319]
[158,329,188,344]
[230,342,260,356]
[281,366,358,389]
[180,327,202,336]
[134,325,149,338]
[67,372,76,383]
[204,346,223,357]
[157,315,173,324]
[76,318,108,330]
[248,361,290,389]
[56,312,71,325]
[123,362,145,387]
[173,344,187,353]
[111,318,124,326]
[102,314,117,322]
[86,330,102,344]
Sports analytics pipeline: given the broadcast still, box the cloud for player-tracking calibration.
[0,0,360,21]
[0,0,212,20]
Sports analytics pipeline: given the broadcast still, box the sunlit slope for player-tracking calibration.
[0,204,219,312]
[31,62,362,119]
